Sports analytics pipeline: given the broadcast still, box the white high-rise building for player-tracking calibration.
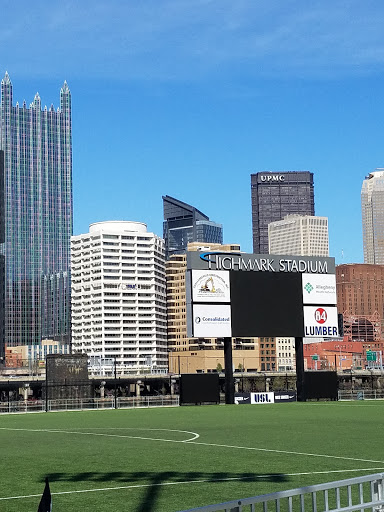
[71,221,167,375]
[361,170,384,264]
[268,215,329,257]
[276,337,296,372]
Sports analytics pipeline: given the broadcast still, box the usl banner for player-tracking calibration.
[235,392,296,404]
[251,392,275,404]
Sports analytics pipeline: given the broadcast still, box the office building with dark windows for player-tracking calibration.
[0,72,72,351]
[163,195,223,259]
[251,171,315,254]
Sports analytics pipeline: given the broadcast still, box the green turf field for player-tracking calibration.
[0,402,383,511]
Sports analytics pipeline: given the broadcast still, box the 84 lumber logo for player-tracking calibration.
[304,306,338,337]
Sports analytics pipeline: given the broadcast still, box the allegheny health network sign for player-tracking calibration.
[186,252,338,339]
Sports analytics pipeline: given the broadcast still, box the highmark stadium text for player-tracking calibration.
[200,254,330,273]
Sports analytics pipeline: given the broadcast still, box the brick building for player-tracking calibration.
[336,264,384,339]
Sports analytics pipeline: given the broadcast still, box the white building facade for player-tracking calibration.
[268,215,329,257]
[276,337,296,372]
[268,214,328,371]
[71,221,168,375]
[361,170,384,264]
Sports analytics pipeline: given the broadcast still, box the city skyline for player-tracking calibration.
[2,1,384,264]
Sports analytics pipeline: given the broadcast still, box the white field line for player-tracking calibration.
[1,467,384,502]
[187,440,384,465]
[0,427,199,443]
[1,426,383,465]
[71,427,200,441]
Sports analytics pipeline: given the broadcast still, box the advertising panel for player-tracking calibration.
[192,304,232,337]
[250,392,275,404]
[274,391,297,403]
[303,306,339,338]
[191,270,230,303]
[301,273,337,305]
[235,392,297,404]
[234,393,252,405]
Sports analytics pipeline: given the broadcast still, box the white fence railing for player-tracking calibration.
[0,395,179,414]
[179,473,384,512]
[338,390,384,401]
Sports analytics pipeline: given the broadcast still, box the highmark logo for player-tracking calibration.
[304,283,313,293]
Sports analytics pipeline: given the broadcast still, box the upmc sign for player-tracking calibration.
[186,252,338,339]
[260,175,285,182]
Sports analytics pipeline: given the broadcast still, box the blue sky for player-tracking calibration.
[2,0,384,263]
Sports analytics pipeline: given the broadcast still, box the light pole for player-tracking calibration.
[114,357,117,409]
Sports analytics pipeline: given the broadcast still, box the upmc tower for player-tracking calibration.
[251,171,315,254]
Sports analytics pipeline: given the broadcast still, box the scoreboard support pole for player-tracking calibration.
[224,337,235,404]
[295,337,305,402]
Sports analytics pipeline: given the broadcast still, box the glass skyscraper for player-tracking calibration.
[163,195,223,258]
[361,170,384,264]
[0,72,72,350]
[251,171,315,254]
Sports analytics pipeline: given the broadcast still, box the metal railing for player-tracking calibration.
[338,390,384,401]
[180,473,384,512]
[0,395,179,414]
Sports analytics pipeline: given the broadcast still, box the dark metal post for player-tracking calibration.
[45,357,48,412]
[224,337,234,404]
[114,358,117,409]
[295,337,305,402]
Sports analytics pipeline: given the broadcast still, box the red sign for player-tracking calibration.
[314,307,327,324]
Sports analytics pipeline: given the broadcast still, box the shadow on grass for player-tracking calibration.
[43,471,289,512]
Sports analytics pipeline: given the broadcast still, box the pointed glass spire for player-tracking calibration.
[2,71,11,85]
[34,92,41,107]
[61,80,69,93]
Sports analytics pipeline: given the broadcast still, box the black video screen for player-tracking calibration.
[180,374,220,404]
[303,371,338,400]
[230,271,304,337]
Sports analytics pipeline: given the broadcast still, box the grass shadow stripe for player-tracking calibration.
[1,468,383,501]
